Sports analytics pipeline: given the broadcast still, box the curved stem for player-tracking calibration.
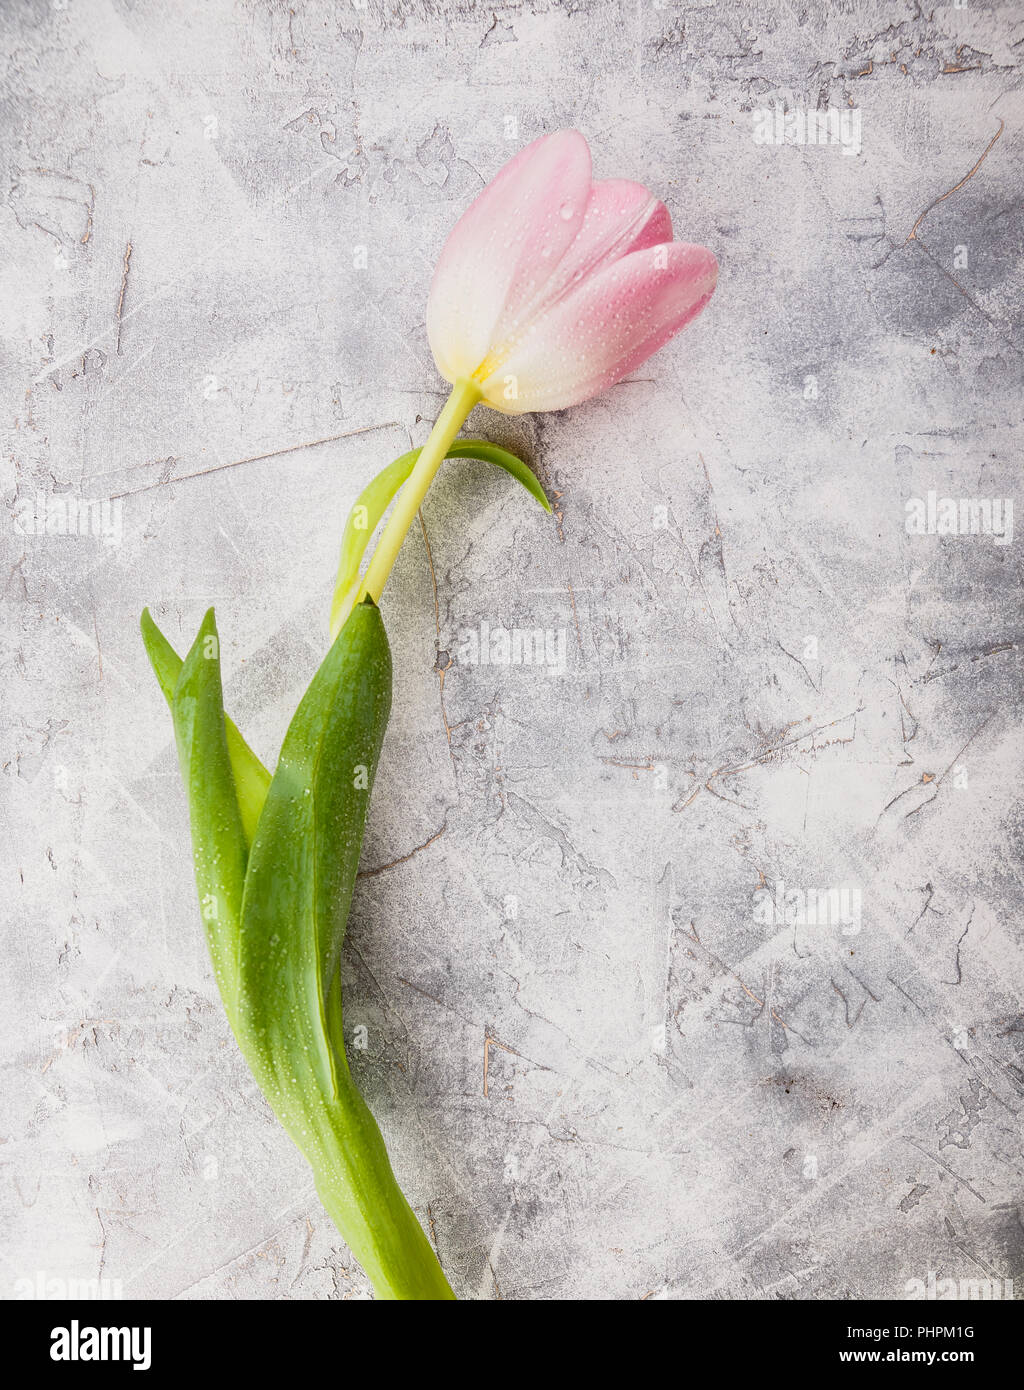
[357,378,482,606]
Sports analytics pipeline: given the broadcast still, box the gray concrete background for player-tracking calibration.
[2,0,1023,1301]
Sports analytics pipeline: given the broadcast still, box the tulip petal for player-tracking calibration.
[426,129,592,385]
[537,179,673,301]
[479,179,673,373]
[478,241,718,414]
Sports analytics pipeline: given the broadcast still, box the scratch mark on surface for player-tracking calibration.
[357,817,448,879]
[945,906,974,986]
[111,422,401,499]
[92,609,103,679]
[114,240,132,355]
[905,119,1004,242]
[483,1031,539,1098]
[901,1136,986,1204]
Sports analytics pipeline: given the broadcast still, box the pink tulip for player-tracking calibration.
[356,130,717,609]
[426,128,718,414]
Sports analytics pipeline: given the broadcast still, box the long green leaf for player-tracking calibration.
[167,610,249,1017]
[237,597,452,1299]
[238,597,390,1097]
[141,607,270,846]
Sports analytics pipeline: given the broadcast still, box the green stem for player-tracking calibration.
[357,378,482,606]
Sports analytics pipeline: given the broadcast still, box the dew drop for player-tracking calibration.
[558,202,574,221]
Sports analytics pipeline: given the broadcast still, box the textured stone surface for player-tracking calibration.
[2,0,1022,1302]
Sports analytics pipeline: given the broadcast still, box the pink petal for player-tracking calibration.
[541,179,674,298]
[482,178,673,364]
[426,130,592,384]
[481,241,718,414]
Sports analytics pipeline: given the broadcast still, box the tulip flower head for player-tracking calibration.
[357,129,717,609]
[426,129,717,414]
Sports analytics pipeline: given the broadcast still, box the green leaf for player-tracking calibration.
[236,597,452,1299]
[446,438,551,514]
[329,439,549,639]
[141,608,271,847]
[166,610,249,1018]
[238,597,391,1097]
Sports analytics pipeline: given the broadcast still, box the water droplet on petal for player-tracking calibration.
[558,202,574,221]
